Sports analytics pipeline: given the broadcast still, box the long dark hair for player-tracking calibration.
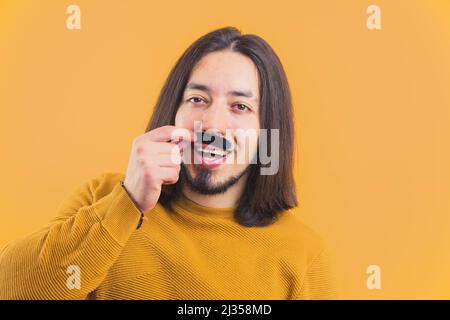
[146,26,297,227]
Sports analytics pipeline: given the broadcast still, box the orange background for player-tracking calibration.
[1,0,449,299]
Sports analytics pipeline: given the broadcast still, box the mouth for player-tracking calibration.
[193,132,232,169]
[192,142,232,169]
[184,131,234,169]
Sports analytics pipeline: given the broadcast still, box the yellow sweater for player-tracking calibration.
[0,172,337,300]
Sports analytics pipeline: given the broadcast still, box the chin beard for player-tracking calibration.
[179,163,249,195]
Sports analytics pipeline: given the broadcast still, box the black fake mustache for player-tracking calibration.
[195,131,233,152]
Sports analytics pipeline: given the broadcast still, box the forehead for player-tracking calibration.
[187,50,259,96]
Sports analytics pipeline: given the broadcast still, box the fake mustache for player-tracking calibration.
[194,131,233,152]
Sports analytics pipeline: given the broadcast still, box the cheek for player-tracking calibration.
[176,104,212,130]
[233,131,260,164]
[174,107,182,127]
[249,126,261,160]
[249,136,259,159]
[175,106,195,128]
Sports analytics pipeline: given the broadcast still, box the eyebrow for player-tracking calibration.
[185,82,259,102]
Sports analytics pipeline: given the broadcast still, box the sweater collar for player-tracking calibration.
[172,193,237,219]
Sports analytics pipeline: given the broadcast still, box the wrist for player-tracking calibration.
[120,180,145,229]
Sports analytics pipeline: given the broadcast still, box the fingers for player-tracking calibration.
[144,125,196,144]
[158,167,180,185]
[133,141,175,163]
[148,142,180,154]
[146,151,182,167]
[174,139,192,154]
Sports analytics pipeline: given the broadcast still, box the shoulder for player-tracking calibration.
[269,208,328,263]
[270,209,338,297]
[88,171,126,200]
[55,171,125,215]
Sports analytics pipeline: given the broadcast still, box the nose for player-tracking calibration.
[199,99,229,136]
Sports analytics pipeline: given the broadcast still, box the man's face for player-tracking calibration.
[175,50,260,195]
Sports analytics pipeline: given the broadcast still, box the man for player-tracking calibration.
[0,27,337,299]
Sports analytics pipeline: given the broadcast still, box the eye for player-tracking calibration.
[187,97,206,104]
[233,104,250,112]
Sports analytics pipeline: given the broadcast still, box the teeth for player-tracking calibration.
[196,147,227,157]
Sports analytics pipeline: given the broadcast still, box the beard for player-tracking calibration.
[179,163,249,195]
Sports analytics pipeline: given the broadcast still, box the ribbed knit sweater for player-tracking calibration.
[0,172,337,299]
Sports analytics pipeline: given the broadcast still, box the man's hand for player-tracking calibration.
[123,125,195,213]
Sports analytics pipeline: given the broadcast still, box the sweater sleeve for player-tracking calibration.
[0,173,142,300]
[294,247,339,300]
